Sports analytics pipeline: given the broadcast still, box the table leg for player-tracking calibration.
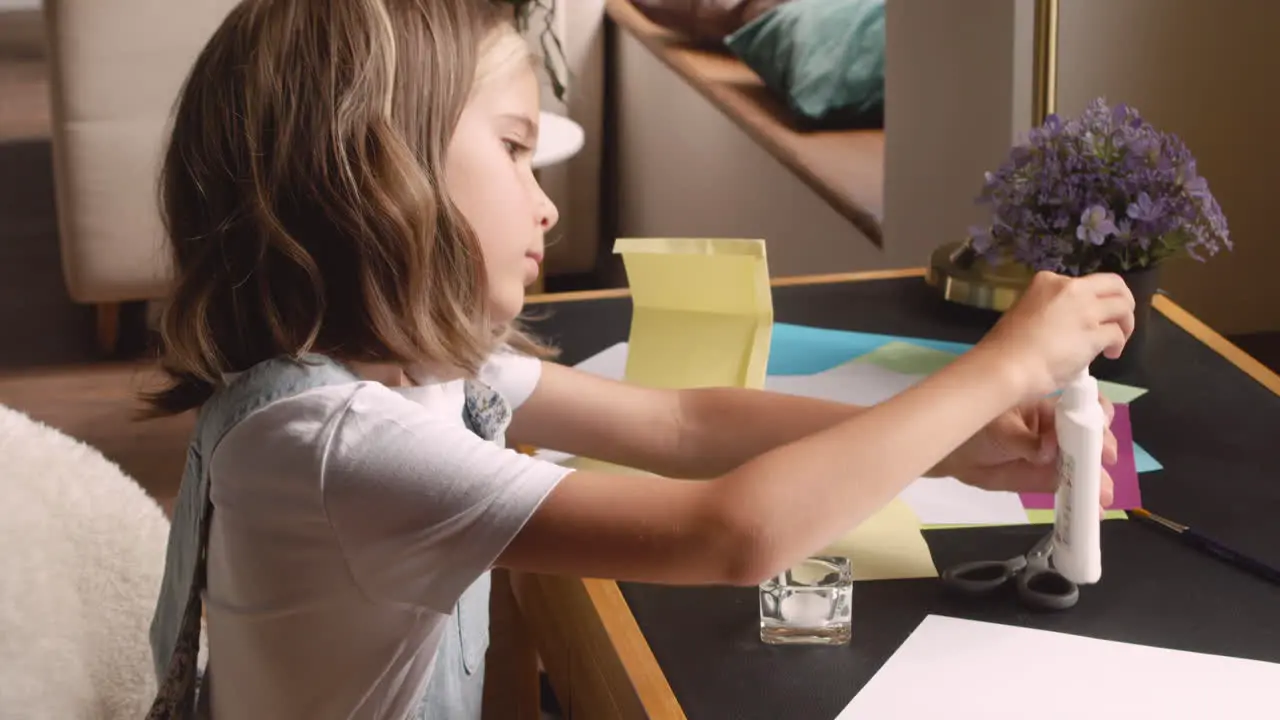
[484,568,543,719]
[509,572,687,719]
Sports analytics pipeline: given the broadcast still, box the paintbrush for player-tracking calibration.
[1130,508,1280,587]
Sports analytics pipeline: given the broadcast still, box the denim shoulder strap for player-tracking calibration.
[146,355,358,718]
[415,379,511,719]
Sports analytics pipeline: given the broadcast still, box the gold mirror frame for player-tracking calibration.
[924,0,1058,311]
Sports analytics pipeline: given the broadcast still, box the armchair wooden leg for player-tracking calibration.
[96,303,121,356]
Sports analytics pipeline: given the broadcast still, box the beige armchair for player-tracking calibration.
[44,0,241,353]
[45,1,598,354]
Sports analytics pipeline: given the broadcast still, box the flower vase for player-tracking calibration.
[1088,264,1161,381]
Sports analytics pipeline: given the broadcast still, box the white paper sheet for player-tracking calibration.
[569,341,628,381]
[899,476,1028,526]
[765,360,1027,525]
[837,615,1280,719]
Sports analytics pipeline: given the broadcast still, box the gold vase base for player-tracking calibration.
[926,242,1034,312]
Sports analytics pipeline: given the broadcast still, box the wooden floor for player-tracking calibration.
[0,362,192,509]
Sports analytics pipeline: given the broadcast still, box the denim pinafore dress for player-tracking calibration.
[146,355,510,719]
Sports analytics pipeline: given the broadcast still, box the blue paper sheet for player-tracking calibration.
[767,322,1164,474]
[768,323,974,375]
[1133,443,1163,473]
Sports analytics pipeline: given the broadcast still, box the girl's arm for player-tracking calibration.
[499,345,1025,586]
[497,272,1134,587]
[506,361,869,479]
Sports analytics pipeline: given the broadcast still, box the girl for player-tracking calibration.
[146,1,1133,718]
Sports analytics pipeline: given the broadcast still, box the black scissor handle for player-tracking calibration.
[941,556,1027,595]
[1016,568,1080,611]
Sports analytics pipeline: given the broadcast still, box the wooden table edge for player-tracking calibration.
[525,267,925,305]
[516,269,1279,719]
[582,578,689,719]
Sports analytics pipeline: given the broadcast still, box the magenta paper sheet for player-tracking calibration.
[1020,403,1142,511]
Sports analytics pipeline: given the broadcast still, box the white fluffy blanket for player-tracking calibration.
[0,404,169,718]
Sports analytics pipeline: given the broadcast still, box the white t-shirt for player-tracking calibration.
[203,352,571,719]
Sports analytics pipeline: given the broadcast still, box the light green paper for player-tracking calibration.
[1097,381,1148,404]
[855,341,957,375]
[856,341,1148,404]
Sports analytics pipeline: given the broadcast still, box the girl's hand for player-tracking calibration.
[977,271,1136,402]
[935,395,1117,509]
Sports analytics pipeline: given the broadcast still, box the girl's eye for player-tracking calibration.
[503,139,528,159]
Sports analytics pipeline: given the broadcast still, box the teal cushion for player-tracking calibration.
[725,0,885,130]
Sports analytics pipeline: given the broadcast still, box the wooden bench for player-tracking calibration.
[604,0,884,247]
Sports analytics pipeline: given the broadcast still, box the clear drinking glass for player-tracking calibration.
[758,555,853,645]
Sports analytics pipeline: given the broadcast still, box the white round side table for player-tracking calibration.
[533,111,585,169]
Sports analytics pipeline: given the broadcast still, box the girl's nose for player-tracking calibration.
[538,192,559,231]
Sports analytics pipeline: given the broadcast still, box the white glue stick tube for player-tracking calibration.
[1052,369,1105,584]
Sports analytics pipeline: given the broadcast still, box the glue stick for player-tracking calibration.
[1051,369,1105,584]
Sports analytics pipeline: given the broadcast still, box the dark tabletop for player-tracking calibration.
[523,276,1280,720]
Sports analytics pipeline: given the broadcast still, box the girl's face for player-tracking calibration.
[445,56,559,325]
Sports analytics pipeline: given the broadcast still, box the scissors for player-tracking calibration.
[940,531,1079,611]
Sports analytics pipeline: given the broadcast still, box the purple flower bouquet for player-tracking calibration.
[967,98,1231,277]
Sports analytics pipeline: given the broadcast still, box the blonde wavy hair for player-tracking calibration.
[146,0,553,414]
